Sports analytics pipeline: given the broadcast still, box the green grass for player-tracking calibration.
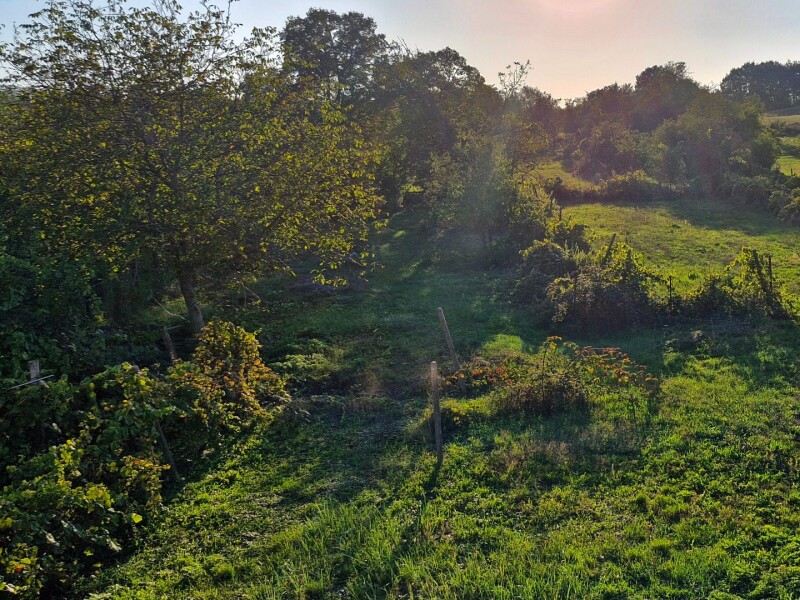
[84,205,800,599]
[534,160,597,191]
[761,114,800,126]
[564,195,800,295]
[776,136,800,176]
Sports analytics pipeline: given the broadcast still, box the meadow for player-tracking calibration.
[565,196,800,296]
[85,202,800,600]
[776,136,800,177]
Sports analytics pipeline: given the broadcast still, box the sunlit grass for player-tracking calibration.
[534,160,597,190]
[761,113,800,126]
[564,196,800,295]
[776,135,800,176]
[86,204,800,600]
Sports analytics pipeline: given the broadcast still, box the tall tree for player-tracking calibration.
[1,0,382,333]
[280,8,387,105]
[632,62,701,131]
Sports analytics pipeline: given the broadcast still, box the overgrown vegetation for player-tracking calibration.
[1,0,799,597]
[0,321,286,596]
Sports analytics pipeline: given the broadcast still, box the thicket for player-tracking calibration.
[685,247,791,318]
[512,238,795,334]
[546,243,661,332]
[0,321,285,597]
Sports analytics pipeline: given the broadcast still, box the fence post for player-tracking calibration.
[28,360,42,385]
[156,420,182,484]
[162,326,177,363]
[437,307,466,393]
[668,276,674,312]
[601,233,617,266]
[767,254,774,297]
[431,361,443,465]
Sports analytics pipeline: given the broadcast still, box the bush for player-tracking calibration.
[0,321,287,597]
[0,364,168,597]
[444,339,660,422]
[721,174,773,209]
[167,321,288,445]
[546,243,661,332]
[685,247,789,318]
[770,188,800,223]
[497,349,589,415]
[599,170,671,203]
[513,240,577,315]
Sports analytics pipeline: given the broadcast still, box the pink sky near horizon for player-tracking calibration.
[1,0,798,100]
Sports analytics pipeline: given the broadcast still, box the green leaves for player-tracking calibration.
[1,0,383,329]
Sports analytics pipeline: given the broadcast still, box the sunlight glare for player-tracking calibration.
[534,0,620,16]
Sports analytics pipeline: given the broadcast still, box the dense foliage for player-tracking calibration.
[0,321,285,596]
[721,60,800,110]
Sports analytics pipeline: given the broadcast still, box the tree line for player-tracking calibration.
[2,3,797,383]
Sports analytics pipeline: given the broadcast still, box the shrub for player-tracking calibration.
[490,339,658,419]
[167,320,288,448]
[0,364,168,597]
[685,247,789,318]
[721,174,773,209]
[770,188,800,224]
[513,240,577,316]
[546,243,661,332]
[599,170,669,203]
[0,321,287,597]
[497,350,589,415]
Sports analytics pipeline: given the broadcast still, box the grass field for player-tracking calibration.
[761,113,800,127]
[534,160,598,190]
[776,136,800,176]
[564,196,800,296]
[85,204,800,599]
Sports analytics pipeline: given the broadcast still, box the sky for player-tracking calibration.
[1,0,799,100]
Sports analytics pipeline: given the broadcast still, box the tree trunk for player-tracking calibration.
[178,268,204,334]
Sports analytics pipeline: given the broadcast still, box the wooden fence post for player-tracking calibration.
[162,326,177,363]
[29,360,41,385]
[156,330,181,484]
[437,307,466,393]
[767,254,774,297]
[601,233,617,266]
[431,361,443,465]
[668,276,674,312]
[156,420,182,484]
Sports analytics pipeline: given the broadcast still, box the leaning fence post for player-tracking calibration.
[162,326,178,363]
[430,361,443,465]
[601,233,617,266]
[437,307,466,393]
[156,331,182,484]
[156,420,182,484]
